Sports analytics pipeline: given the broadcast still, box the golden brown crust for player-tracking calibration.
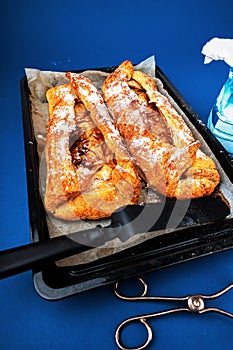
[44,73,141,221]
[131,70,196,147]
[102,60,220,199]
[44,84,81,213]
[131,69,221,196]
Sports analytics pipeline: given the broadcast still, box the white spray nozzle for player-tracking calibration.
[201,37,233,67]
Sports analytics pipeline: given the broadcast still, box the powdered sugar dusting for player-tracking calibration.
[52,106,76,134]
[152,91,195,146]
[67,72,134,159]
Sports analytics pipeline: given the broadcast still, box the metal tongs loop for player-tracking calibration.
[114,278,233,350]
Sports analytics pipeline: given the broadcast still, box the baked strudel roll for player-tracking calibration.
[44,73,141,220]
[102,60,220,199]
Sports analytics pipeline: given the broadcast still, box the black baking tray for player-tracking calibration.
[20,64,233,300]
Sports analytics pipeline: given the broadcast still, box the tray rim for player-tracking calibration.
[20,64,233,301]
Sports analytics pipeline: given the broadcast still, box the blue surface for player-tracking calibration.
[1,0,233,349]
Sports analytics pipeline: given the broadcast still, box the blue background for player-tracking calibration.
[1,0,233,349]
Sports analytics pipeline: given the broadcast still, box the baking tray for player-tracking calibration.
[20,64,233,300]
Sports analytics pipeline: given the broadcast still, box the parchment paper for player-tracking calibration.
[25,56,233,267]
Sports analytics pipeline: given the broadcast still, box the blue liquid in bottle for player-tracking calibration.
[207,67,233,156]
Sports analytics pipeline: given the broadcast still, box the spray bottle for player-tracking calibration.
[202,37,233,155]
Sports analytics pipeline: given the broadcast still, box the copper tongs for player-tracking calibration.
[114,278,233,350]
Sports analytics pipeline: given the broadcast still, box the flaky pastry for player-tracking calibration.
[102,60,220,199]
[44,73,141,220]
